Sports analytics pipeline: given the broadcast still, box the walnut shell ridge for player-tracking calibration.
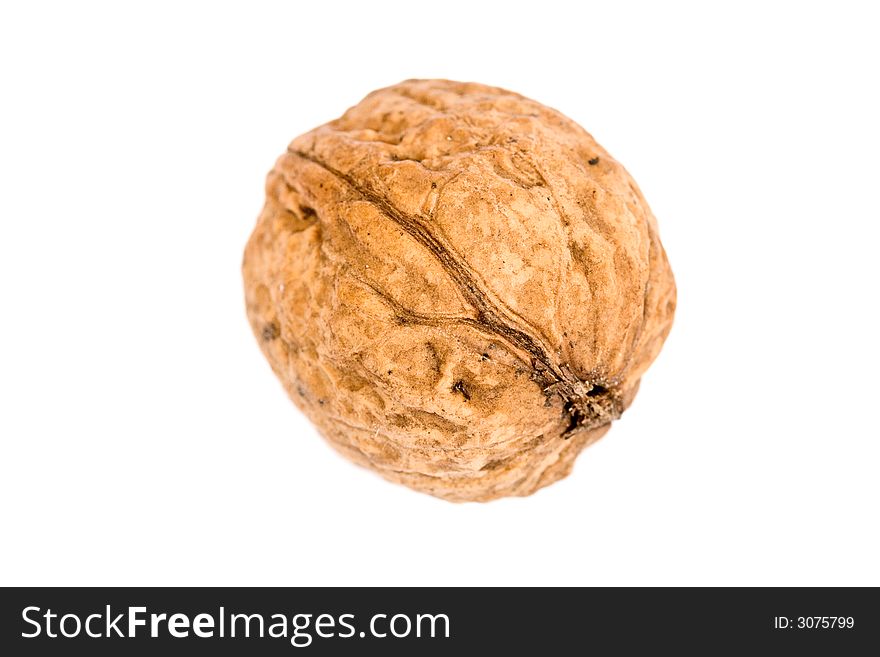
[243,79,676,502]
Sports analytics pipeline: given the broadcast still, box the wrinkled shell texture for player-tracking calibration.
[243,80,676,502]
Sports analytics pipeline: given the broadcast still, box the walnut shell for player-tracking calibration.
[242,80,675,502]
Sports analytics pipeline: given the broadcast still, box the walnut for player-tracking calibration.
[242,80,676,501]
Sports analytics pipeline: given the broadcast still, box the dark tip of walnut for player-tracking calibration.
[561,385,622,438]
[588,157,600,166]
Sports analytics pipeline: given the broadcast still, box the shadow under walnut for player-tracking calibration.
[242,79,675,502]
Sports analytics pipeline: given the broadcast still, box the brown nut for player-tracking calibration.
[242,79,676,501]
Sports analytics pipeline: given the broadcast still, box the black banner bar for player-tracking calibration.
[1,587,875,654]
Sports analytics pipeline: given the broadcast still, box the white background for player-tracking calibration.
[2,1,878,586]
